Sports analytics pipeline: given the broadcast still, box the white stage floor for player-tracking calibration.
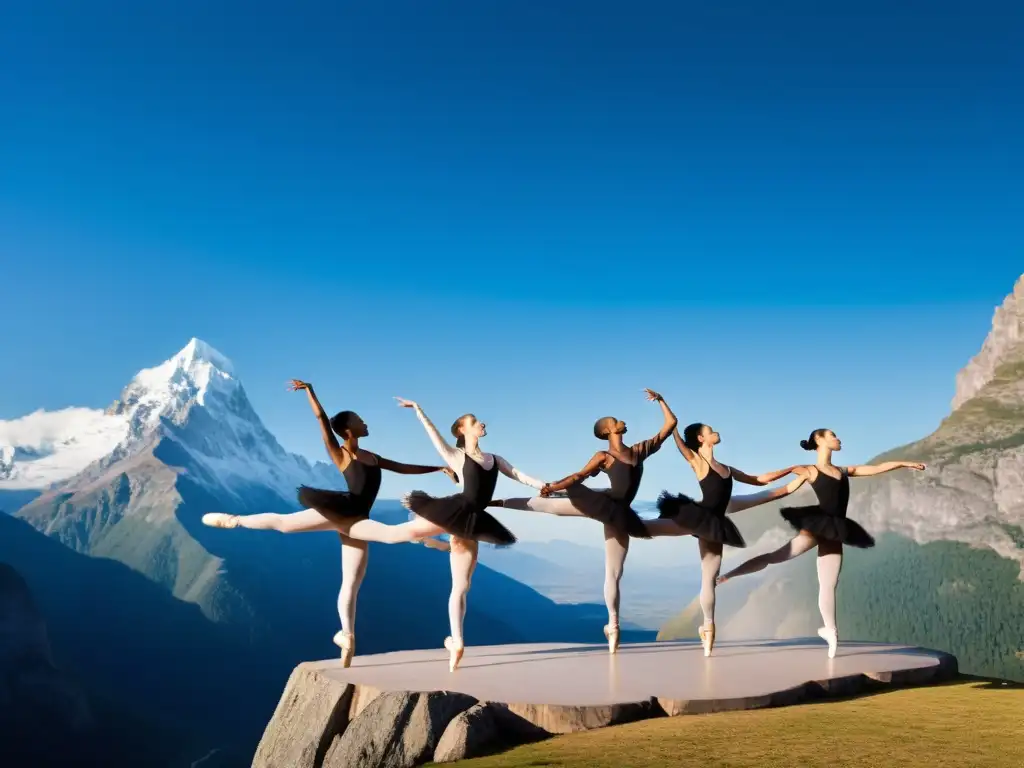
[308,638,954,710]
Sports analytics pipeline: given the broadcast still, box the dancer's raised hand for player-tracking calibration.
[643,388,663,402]
[395,397,419,409]
[288,379,311,392]
[905,462,927,471]
[441,467,458,483]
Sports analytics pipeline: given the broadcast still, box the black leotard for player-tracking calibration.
[656,462,745,547]
[297,456,383,524]
[779,467,874,548]
[560,438,664,539]
[403,452,517,546]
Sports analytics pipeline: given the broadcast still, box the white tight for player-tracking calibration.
[719,532,843,631]
[448,539,479,645]
[338,538,368,635]
[229,509,370,633]
[500,496,586,517]
[228,508,476,643]
[603,526,629,630]
[502,497,626,630]
[643,519,723,627]
[697,539,723,626]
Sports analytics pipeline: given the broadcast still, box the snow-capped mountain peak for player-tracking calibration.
[115,337,239,424]
[2,339,340,500]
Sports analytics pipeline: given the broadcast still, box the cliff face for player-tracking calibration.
[951,274,1024,411]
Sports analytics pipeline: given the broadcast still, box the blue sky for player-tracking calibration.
[1,1,1022,549]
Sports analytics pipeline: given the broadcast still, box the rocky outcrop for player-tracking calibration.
[952,273,1024,411]
[254,648,956,768]
[252,664,552,768]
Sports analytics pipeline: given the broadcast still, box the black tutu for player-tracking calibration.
[779,505,876,548]
[403,491,517,547]
[656,492,746,547]
[297,485,370,524]
[565,484,651,539]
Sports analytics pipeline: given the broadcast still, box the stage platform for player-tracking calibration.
[253,639,958,768]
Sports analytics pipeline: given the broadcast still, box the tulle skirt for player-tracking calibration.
[297,486,371,525]
[656,492,746,547]
[565,484,651,539]
[779,504,875,548]
[402,491,517,547]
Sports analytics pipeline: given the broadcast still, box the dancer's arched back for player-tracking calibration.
[344,398,544,671]
[642,421,804,655]
[201,380,455,665]
[716,428,925,657]
[493,388,678,653]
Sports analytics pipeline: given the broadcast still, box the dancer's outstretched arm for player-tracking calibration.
[541,452,607,495]
[290,380,352,471]
[726,472,809,514]
[494,455,545,490]
[846,460,926,477]
[730,465,799,486]
[637,389,678,457]
[395,398,461,469]
[375,454,457,482]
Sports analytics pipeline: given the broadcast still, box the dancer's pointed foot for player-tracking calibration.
[444,636,464,672]
[699,623,716,657]
[422,537,451,552]
[333,630,355,667]
[202,513,240,529]
[817,627,838,658]
[603,624,620,654]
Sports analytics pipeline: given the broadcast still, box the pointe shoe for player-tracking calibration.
[422,537,451,552]
[603,624,620,654]
[444,636,465,672]
[817,627,838,659]
[202,513,240,529]
[699,623,716,657]
[333,631,355,667]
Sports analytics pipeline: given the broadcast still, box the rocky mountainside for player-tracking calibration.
[0,560,188,767]
[1,339,612,763]
[659,274,1024,683]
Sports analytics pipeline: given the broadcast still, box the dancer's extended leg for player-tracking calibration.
[445,537,478,671]
[345,516,445,543]
[495,497,586,517]
[203,508,336,533]
[816,540,843,658]
[697,539,723,656]
[335,535,368,666]
[602,525,629,653]
[717,532,817,583]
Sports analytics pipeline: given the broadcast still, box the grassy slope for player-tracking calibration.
[446,679,1023,768]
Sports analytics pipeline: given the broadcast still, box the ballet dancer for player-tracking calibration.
[201,380,456,666]
[643,422,806,656]
[492,388,678,653]
[716,428,926,657]
[342,397,544,671]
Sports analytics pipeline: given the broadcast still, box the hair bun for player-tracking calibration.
[799,439,812,450]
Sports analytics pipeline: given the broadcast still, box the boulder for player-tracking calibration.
[251,663,353,768]
[433,702,502,762]
[323,690,477,768]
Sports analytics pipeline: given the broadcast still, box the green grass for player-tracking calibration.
[444,679,1022,768]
